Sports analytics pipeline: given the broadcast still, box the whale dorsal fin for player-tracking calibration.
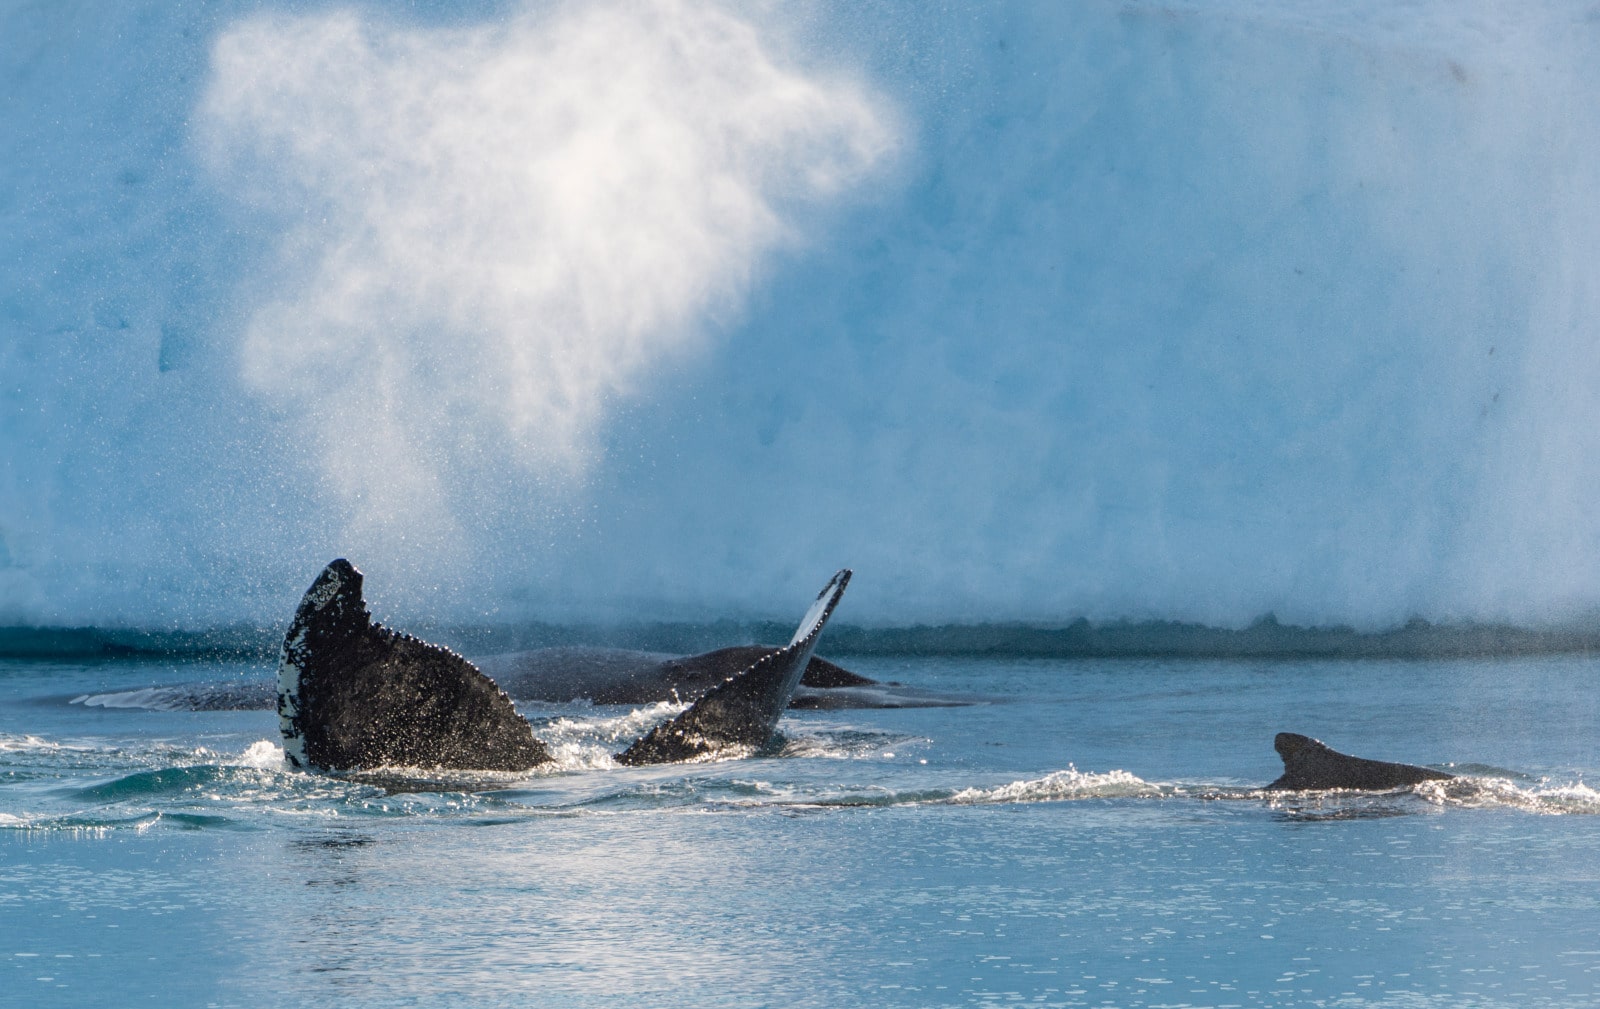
[277,560,550,773]
[1266,732,1453,791]
[616,569,851,765]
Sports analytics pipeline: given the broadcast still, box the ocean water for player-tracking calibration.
[3,653,1598,1008]
[9,4,1600,1005]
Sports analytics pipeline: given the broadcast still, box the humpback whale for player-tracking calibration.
[473,646,873,705]
[473,647,974,709]
[1266,732,1454,791]
[67,648,898,713]
[68,624,977,714]
[276,559,849,773]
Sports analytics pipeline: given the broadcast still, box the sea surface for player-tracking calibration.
[2,652,1598,1008]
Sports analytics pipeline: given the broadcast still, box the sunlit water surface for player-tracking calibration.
[3,655,1599,1007]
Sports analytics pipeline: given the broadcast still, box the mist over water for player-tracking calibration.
[3,0,1600,629]
[200,0,894,574]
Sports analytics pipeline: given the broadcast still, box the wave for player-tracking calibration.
[1415,776,1600,815]
[6,716,1596,835]
[948,768,1162,804]
[13,614,1600,662]
[71,681,275,711]
[776,727,928,761]
[0,733,92,753]
[623,766,1165,811]
[0,625,278,659]
[1241,776,1600,819]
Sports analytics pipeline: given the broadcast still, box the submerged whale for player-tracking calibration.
[67,647,921,714]
[72,629,981,714]
[1266,732,1454,791]
[276,559,849,773]
[473,647,973,710]
[474,646,871,705]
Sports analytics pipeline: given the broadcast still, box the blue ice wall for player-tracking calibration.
[3,1,1599,628]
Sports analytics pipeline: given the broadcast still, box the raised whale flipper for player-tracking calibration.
[277,559,551,773]
[616,569,851,766]
[1266,732,1453,791]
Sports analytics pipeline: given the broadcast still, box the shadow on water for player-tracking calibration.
[1270,802,1419,823]
[292,831,377,852]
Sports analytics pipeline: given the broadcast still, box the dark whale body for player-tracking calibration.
[617,648,801,764]
[476,646,870,705]
[276,559,849,773]
[276,560,549,772]
[1267,732,1454,791]
[70,649,884,714]
[476,647,975,709]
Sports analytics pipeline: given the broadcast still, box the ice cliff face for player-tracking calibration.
[3,1,1599,628]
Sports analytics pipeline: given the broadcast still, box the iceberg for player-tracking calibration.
[2,1,1598,631]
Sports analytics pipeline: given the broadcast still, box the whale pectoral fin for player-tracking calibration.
[278,559,550,774]
[1265,731,1453,791]
[616,569,851,766]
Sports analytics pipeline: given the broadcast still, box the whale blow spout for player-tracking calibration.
[1267,732,1453,791]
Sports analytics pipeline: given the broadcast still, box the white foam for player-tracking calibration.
[527,700,689,770]
[1415,776,1600,815]
[948,767,1161,805]
[238,740,286,770]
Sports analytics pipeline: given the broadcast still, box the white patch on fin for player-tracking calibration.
[789,570,850,647]
[305,570,344,610]
[276,629,309,770]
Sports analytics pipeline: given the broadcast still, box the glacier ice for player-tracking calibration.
[3,0,1600,630]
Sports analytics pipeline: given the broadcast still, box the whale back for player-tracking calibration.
[277,560,550,773]
[479,646,875,705]
[1267,732,1452,791]
[616,570,851,765]
[653,648,874,694]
